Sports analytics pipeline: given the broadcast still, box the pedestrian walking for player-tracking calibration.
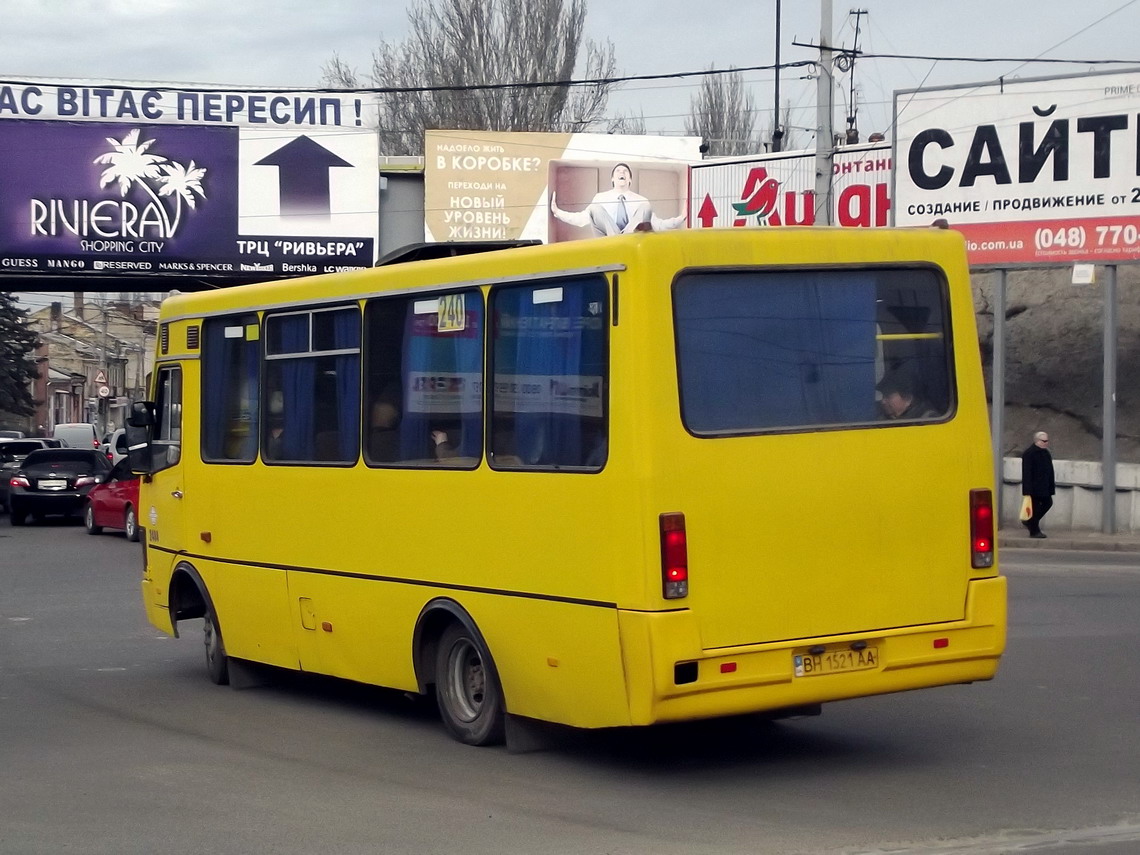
[1021,431,1055,538]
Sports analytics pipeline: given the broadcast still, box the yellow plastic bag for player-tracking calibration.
[1019,495,1033,522]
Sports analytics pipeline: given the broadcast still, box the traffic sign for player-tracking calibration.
[98,385,110,398]
[94,370,107,384]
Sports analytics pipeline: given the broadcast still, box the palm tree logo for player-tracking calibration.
[94,129,208,237]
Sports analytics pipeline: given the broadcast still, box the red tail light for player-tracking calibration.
[10,475,30,488]
[970,488,995,569]
[660,512,689,599]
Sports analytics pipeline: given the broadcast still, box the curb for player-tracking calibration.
[1000,534,1140,553]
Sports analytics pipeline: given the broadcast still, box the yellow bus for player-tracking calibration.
[127,227,1006,746]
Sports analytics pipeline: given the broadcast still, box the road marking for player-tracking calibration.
[844,820,1140,853]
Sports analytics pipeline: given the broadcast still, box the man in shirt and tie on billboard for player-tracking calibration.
[551,162,682,236]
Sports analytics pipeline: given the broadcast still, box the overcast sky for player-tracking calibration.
[5,0,1140,309]
[4,0,1139,140]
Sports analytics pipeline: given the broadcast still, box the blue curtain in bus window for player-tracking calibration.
[276,315,315,459]
[333,310,361,459]
[496,278,605,466]
[202,321,229,458]
[202,319,258,460]
[676,272,877,431]
[399,295,482,461]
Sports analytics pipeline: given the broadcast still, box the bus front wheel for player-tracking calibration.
[203,602,230,686]
[434,622,505,746]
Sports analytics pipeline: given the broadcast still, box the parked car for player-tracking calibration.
[52,422,101,450]
[84,458,141,540]
[7,448,112,525]
[0,439,62,512]
[101,428,129,466]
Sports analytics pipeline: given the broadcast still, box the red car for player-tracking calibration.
[84,458,141,541]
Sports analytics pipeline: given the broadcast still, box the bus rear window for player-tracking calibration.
[674,267,952,434]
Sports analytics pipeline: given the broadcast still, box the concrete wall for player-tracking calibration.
[1001,457,1140,532]
[378,171,426,258]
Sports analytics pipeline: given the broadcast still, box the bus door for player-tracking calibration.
[142,364,190,570]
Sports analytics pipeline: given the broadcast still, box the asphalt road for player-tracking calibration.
[1,521,1137,855]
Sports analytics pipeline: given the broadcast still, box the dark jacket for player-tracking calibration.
[1021,443,1055,496]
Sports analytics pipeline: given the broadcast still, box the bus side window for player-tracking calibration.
[262,306,361,465]
[202,316,260,463]
[490,276,608,471]
[363,291,484,468]
[151,366,182,472]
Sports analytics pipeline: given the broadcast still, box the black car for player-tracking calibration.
[0,439,63,513]
[8,448,113,525]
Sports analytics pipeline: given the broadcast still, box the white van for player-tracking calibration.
[102,428,129,465]
[52,422,100,450]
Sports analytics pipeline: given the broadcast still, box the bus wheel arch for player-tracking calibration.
[413,599,506,746]
[168,562,230,686]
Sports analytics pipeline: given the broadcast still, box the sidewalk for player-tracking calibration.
[1000,526,1140,552]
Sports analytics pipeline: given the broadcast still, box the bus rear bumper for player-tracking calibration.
[618,575,1007,726]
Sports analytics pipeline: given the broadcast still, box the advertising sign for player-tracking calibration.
[690,144,891,229]
[894,69,1140,266]
[0,80,380,279]
[424,130,701,243]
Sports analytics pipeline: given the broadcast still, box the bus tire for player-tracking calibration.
[434,622,505,746]
[203,601,230,686]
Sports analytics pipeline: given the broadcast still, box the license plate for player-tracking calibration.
[794,646,879,677]
[38,479,67,490]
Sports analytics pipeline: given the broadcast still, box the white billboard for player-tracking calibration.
[424,130,701,243]
[893,68,1140,265]
[689,144,891,229]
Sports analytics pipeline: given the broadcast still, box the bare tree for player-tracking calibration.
[684,68,762,157]
[323,0,618,155]
[606,110,647,135]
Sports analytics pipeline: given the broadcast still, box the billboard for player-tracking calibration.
[423,130,701,243]
[0,79,380,279]
[893,68,1140,266]
[689,144,891,229]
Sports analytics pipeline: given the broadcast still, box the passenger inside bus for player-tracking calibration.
[877,372,939,421]
[369,395,401,462]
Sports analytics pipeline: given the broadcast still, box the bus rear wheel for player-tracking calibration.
[434,623,505,746]
[203,602,230,686]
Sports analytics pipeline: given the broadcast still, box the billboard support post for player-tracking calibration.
[1103,264,1118,534]
[992,269,1007,524]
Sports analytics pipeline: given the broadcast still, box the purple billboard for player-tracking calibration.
[0,81,381,281]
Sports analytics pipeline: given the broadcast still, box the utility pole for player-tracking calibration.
[814,0,835,224]
[101,296,110,436]
[843,9,867,144]
[772,0,783,152]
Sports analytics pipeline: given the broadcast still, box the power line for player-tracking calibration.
[842,52,1140,66]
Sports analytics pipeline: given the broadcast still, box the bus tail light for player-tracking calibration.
[970,489,994,569]
[660,512,689,599]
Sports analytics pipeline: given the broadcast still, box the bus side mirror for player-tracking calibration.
[127,401,154,428]
[126,401,156,475]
